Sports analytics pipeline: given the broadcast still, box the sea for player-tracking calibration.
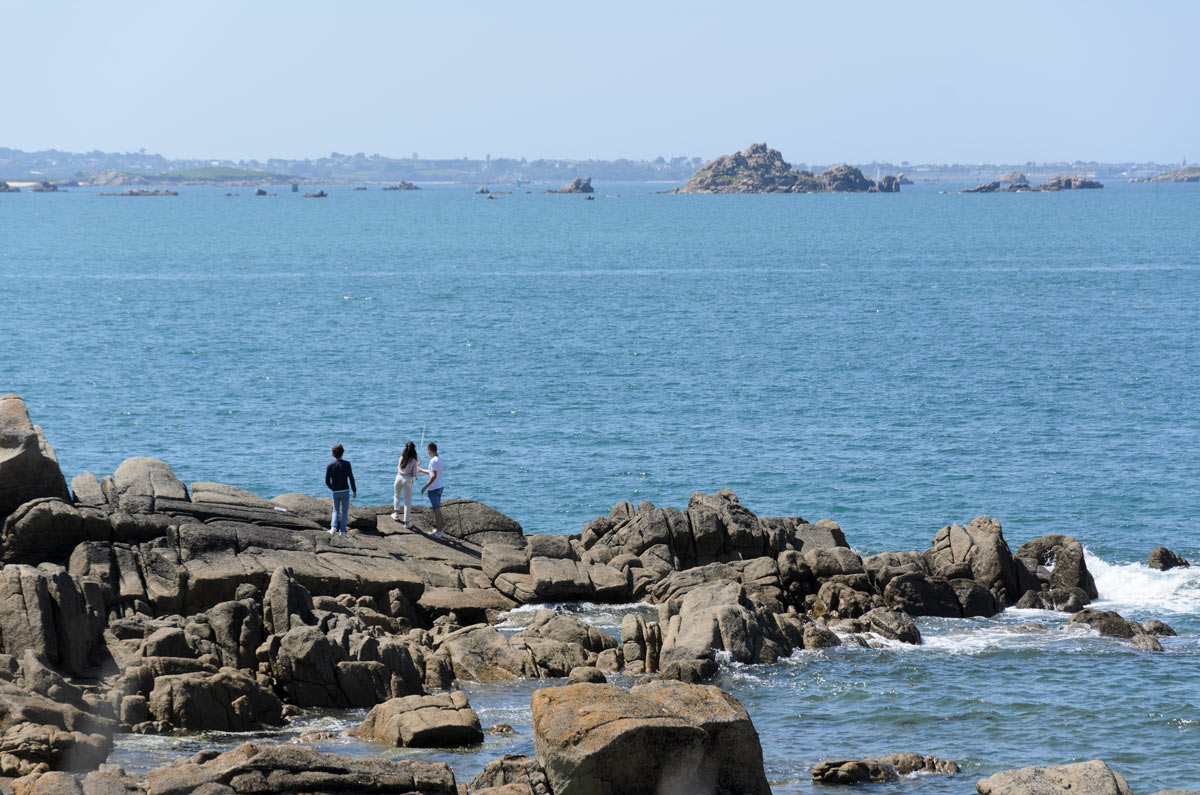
[1,181,1197,792]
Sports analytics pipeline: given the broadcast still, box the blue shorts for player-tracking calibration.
[427,487,444,509]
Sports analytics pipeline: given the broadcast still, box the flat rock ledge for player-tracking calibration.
[143,742,457,794]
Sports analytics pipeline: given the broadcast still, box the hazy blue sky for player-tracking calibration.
[4,1,1197,163]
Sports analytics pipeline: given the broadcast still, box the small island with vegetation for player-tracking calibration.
[669,143,901,194]
[1138,166,1200,183]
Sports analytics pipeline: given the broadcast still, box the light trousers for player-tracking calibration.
[394,475,413,521]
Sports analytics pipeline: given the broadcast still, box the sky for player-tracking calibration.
[3,0,1198,164]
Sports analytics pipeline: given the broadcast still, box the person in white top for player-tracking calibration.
[392,441,419,529]
[419,441,445,538]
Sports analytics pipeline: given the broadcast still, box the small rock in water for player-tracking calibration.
[566,665,606,684]
[1142,619,1177,637]
[291,729,337,743]
[1149,546,1190,571]
[488,722,516,735]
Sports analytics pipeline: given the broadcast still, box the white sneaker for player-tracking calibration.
[329,528,336,535]
[429,530,444,539]
[404,522,414,529]
[391,512,401,521]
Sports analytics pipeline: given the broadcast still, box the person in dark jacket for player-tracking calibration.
[325,443,356,536]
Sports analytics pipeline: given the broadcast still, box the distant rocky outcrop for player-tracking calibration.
[1037,175,1103,191]
[302,190,328,198]
[961,174,1100,193]
[28,180,59,192]
[253,188,267,196]
[100,189,179,196]
[897,173,914,185]
[0,181,22,192]
[383,182,420,191]
[553,177,594,194]
[1148,166,1200,183]
[669,143,900,194]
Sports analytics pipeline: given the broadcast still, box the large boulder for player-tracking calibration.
[184,598,264,670]
[437,625,537,683]
[262,624,412,708]
[1,498,110,564]
[142,742,457,794]
[350,691,482,747]
[262,567,316,636]
[0,564,105,676]
[148,669,283,731]
[1015,534,1098,601]
[0,395,70,524]
[926,516,1021,605]
[531,681,770,795]
[658,581,795,677]
[883,573,962,618]
[976,759,1132,794]
[111,458,189,514]
[511,610,617,657]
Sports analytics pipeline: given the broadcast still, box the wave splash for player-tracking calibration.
[1086,550,1200,615]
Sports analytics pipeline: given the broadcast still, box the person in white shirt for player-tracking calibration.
[392,441,419,528]
[419,441,445,538]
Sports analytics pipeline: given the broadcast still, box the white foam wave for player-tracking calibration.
[1087,550,1200,615]
[495,601,656,630]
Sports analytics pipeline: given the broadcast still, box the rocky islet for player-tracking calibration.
[961,174,1104,192]
[0,393,1189,793]
[669,143,901,194]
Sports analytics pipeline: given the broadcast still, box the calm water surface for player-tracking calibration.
[1,181,1197,791]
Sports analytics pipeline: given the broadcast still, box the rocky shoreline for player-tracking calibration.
[0,393,1191,794]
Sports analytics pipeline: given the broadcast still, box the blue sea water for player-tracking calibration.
[1,182,1198,791]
